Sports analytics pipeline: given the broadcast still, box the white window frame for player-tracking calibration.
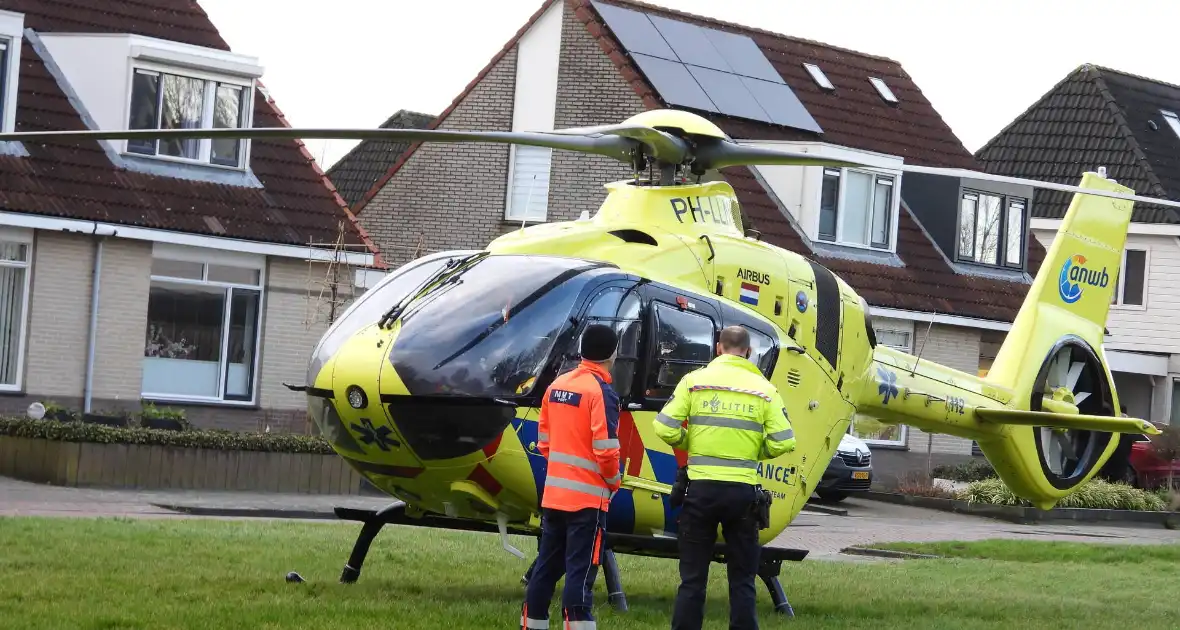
[0,226,32,393]
[803,62,834,91]
[122,61,255,171]
[1161,110,1180,142]
[141,244,266,406]
[0,10,24,134]
[816,167,900,253]
[1111,246,1149,311]
[504,144,552,222]
[869,77,898,103]
[848,326,911,447]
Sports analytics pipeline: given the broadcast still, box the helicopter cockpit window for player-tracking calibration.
[559,286,643,398]
[747,328,777,378]
[646,302,715,400]
[388,255,603,399]
[306,252,466,387]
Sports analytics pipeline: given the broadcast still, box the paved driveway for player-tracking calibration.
[3,476,1179,561]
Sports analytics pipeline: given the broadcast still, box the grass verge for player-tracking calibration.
[2,518,1179,629]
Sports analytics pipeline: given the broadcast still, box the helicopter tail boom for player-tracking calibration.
[853,171,1151,509]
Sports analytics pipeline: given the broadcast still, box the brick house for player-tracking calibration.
[976,64,1180,426]
[325,110,435,209]
[345,0,1047,475]
[0,1,380,432]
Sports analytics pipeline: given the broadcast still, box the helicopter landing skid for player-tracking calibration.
[339,501,407,584]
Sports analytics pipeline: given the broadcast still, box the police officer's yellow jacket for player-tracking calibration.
[653,353,796,484]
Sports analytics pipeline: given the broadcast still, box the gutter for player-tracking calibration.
[74,222,118,414]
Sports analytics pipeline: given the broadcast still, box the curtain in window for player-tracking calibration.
[0,254,25,386]
[159,74,204,160]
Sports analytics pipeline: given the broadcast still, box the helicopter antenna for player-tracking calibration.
[518,173,538,232]
[909,316,935,377]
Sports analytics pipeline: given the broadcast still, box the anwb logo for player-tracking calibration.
[1058,254,1109,304]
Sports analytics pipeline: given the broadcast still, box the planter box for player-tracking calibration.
[0,435,363,495]
[863,490,1180,528]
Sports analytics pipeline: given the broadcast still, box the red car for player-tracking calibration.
[1100,427,1180,491]
[1125,433,1180,490]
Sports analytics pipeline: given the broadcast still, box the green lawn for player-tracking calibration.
[1,517,1178,629]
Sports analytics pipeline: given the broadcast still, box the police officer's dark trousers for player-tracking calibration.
[671,479,761,630]
[522,506,606,629]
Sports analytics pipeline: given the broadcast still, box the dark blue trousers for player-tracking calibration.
[521,507,606,628]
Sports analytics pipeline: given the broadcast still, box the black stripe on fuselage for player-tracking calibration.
[807,259,840,370]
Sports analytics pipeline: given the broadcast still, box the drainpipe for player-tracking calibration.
[82,223,118,414]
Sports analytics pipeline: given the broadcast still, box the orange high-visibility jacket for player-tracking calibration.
[537,360,622,512]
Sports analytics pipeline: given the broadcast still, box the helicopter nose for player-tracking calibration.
[381,395,516,461]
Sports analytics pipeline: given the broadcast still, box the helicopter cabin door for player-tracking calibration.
[621,283,722,535]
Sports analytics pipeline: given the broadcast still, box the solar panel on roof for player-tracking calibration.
[590,0,677,62]
[741,77,823,134]
[646,14,732,74]
[687,66,772,123]
[590,0,822,134]
[631,53,719,114]
[699,27,783,84]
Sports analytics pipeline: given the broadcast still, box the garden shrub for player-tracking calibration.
[960,477,1168,511]
[0,416,334,454]
[896,470,957,499]
[931,459,996,483]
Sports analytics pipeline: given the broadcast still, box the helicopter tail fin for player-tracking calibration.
[854,171,1152,510]
[973,170,1141,506]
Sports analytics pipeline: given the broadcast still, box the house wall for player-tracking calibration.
[868,323,984,487]
[357,49,518,269]
[0,230,358,434]
[356,1,645,264]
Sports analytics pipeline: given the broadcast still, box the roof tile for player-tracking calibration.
[1,0,375,257]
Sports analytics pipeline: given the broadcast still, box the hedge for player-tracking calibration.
[0,417,335,455]
[932,459,996,483]
[960,477,1168,511]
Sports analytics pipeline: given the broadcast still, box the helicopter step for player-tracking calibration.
[333,505,805,616]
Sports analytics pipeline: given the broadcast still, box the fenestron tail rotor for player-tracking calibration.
[8,108,1180,206]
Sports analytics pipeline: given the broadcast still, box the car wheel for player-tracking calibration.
[817,490,848,503]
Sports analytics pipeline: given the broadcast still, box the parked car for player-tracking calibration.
[1099,425,1180,490]
[815,433,873,502]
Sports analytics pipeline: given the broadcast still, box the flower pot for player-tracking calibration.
[142,417,185,432]
[82,413,128,428]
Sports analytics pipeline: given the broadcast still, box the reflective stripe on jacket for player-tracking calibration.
[653,353,796,484]
[537,360,622,512]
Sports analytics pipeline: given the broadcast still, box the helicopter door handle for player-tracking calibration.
[699,235,715,262]
[627,403,643,410]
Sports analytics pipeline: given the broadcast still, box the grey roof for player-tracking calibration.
[975,64,1180,224]
[326,109,435,208]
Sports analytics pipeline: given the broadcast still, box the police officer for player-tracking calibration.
[653,325,797,630]
[521,323,622,630]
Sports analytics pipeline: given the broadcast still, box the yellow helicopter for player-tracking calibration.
[2,108,1169,616]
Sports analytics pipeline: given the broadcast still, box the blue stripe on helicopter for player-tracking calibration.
[646,448,681,535]
[511,417,548,507]
[510,417,642,537]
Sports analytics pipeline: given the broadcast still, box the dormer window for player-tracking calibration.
[818,167,897,250]
[127,68,252,169]
[957,190,1026,269]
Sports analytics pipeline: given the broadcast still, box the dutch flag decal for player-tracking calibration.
[739,281,760,306]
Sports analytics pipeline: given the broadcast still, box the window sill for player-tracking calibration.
[114,152,263,189]
[0,386,27,397]
[1110,304,1148,312]
[861,441,908,451]
[141,395,259,410]
[810,240,904,267]
[502,217,547,226]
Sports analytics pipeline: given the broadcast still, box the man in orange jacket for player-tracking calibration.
[521,323,622,630]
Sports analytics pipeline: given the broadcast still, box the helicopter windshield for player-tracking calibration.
[306,251,477,387]
[388,254,608,399]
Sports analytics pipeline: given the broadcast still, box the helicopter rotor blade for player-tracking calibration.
[0,127,644,166]
[694,138,1180,210]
